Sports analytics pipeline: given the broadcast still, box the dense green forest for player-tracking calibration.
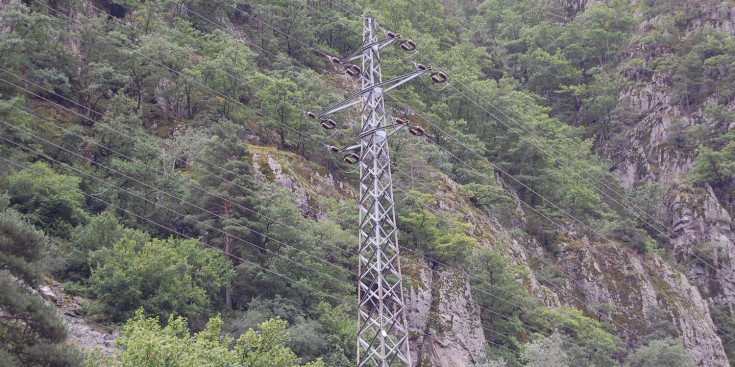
[2,0,734,366]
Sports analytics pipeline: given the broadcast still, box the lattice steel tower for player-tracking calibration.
[308,17,447,367]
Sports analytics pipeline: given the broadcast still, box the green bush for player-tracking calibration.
[398,191,478,264]
[101,310,324,367]
[3,162,87,238]
[624,338,695,367]
[57,211,149,282]
[609,219,658,254]
[89,236,234,323]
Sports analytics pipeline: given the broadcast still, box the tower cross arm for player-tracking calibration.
[315,68,429,119]
[340,37,399,64]
[336,123,407,153]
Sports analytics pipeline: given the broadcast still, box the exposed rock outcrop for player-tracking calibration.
[594,2,735,364]
[671,184,735,307]
[249,144,356,219]
[40,278,120,354]
[406,256,486,367]
[553,236,728,366]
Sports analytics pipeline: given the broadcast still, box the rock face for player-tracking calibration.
[553,236,729,366]
[249,145,356,219]
[406,257,486,367]
[592,1,735,365]
[670,185,735,307]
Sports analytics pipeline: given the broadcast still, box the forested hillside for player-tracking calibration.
[1,0,734,366]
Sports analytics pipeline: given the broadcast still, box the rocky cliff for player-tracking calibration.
[554,235,728,366]
[593,0,735,365]
[246,141,729,366]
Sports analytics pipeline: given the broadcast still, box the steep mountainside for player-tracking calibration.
[600,0,735,306]
[249,141,728,366]
[2,0,735,366]
[559,0,735,365]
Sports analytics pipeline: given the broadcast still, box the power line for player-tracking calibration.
[131,1,735,360]
[66,1,735,356]
[0,2,648,366]
[0,90,631,366]
[153,2,734,361]
[0,60,659,367]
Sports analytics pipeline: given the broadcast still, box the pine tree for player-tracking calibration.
[184,119,262,308]
[0,195,82,366]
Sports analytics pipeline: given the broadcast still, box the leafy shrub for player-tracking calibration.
[103,310,324,367]
[523,332,569,367]
[3,162,87,238]
[89,236,233,323]
[687,141,735,212]
[624,338,695,367]
[398,190,478,264]
[56,211,150,282]
[609,219,658,254]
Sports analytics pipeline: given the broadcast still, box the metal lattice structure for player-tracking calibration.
[353,18,410,367]
[308,17,447,367]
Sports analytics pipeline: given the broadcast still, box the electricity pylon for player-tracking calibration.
[308,17,447,367]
